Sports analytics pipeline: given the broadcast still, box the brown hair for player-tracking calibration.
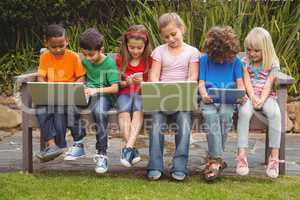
[202,26,240,63]
[120,25,152,73]
[158,12,186,32]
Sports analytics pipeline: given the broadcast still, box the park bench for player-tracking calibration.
[15,53,294,174]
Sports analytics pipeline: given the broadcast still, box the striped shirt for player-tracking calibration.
[246,62,279,98]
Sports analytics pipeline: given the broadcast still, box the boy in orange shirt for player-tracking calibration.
[35,24,86,162]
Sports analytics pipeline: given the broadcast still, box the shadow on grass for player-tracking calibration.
[27,169,285,185]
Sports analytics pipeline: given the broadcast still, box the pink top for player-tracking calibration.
[151,43,200,81]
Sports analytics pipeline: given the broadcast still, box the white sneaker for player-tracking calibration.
[235,156,249,176]
[266,158,280,178]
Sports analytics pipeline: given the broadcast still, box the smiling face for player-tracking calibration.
[46,36,68,57]
[160,22,184,49]
[127,38,145,59]
[80,48,103,64]
[246,47,263,64]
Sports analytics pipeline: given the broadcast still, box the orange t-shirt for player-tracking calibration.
[38,49,86,82]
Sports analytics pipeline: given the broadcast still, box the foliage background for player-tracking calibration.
[0,0,299,95]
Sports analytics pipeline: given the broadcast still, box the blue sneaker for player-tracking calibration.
[171,171,186,181]
[132,148,141,165]
[120,147,134,167]
[94,154,108,174]
[64,142,85,161]
[36,144,63,162]
[147,170,162,180]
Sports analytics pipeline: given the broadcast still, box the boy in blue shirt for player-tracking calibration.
[198,26,244,182]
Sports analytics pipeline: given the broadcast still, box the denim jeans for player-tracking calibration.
[201,103,234,158]
[36,105,86,148]
[147,111,192,175]
[90,95,112,155]
[237,97,281,148]
[116,93,142,113]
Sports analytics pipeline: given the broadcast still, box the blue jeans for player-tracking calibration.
[90,95,112,155]
[147,111,192,175]
[116,93,142,113]
[201,103,234,158]
[36,105,86,148]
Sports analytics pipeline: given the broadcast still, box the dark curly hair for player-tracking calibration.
[202,26,240,64]
[80,28,104,50]
[45,24,66,40]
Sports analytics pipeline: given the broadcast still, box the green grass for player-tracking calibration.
[0,171,300,200]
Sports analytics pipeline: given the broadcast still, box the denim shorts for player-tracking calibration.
[116,93,142,113]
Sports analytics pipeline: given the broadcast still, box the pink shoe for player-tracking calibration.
[266,158,283,178]
[235,155,249,176]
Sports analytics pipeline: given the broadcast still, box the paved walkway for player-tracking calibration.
[0,130,300,177]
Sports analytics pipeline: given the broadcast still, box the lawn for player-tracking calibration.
[0,171,300,200]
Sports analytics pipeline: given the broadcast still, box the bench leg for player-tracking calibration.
[278,86,287,175]
[40,131,46,151]
[22,126,33,173]
[265,128,271,165]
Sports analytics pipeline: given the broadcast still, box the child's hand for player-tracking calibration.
[126,76,133,85]
[237,96,248,105]
[202,95,213,104]
[85,87,98,96]
[254,98,264,110]
[119,80,128,88]
[132,76,143,84]
[251,95,263,110]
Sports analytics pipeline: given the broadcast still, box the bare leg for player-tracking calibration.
[270,148,279,159]
[126,111,144,148]
[118,112,131,143]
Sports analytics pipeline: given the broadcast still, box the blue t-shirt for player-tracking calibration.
[199,54,244,89]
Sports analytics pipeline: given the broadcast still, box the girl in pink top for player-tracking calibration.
[116,25,152,167]
[147,12,200,181]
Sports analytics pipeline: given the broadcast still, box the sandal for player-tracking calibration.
[203,157,227,182]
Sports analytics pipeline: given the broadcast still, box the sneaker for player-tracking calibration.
[171,171,186,181]
[120,147,134,167]
[36,144,63,162]
[147,170,162,180]
[132,148,141,165]
[266,158,282,178]
[64,142,85,161]
[94,154,108,174]
[235,155,249,176]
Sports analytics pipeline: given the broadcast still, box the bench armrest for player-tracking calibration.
[275,71,294,86]
[15,72,38,85]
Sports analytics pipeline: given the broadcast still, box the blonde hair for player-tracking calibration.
[244,27,279,69]
[120,25,152,73]
[158,12,186,32]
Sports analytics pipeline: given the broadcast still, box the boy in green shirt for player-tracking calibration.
[80,28,119,173]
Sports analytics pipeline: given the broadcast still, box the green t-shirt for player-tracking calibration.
[82,55,119,88]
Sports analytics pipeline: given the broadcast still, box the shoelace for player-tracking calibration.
[236,156,248,168]
[66,144,80,155]
[267,159,285,171]
[93,155,107,165]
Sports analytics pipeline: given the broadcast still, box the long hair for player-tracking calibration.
[244,27,279,69]
[202,26,240,64]
[120,25,152,74]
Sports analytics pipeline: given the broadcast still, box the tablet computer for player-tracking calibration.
[28,82,89,106]
[207,88,246,104]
